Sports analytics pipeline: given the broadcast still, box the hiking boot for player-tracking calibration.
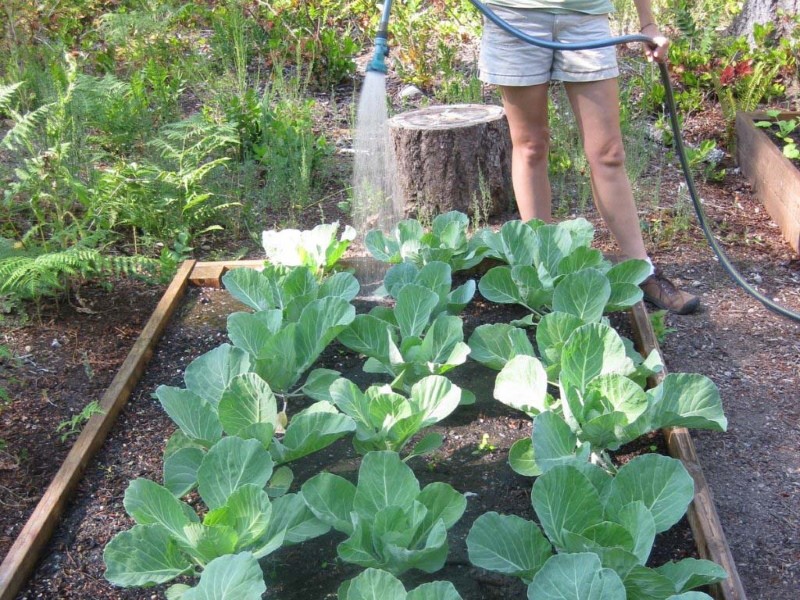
[641,268,700,315]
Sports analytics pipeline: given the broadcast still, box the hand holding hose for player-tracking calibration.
[640,22,669,63]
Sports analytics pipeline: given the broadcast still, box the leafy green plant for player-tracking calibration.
[221,265,358,397]
[301,451,466,575]
[365,212,489,273]
[147,114,241,235]
[254,0,361,88]
[467,457,727,598]
[155,370,355,496]
[165,552,266,600]
[378,260,476,314]
[473,433,496,455]
[0,243,159,302]
[475,219,651,322]
[103,437,329,594]
[0,344,13,406]
[387,0,481,88]
[339,568,463,600]
[649,310,676,345]
[337,263,472,396]
[320,375,462,457]
[684,139,726,182]
[253,91,331,211]
[713,60,782,146]
[469,319,726,476]
[755,110,800,159]
[261,222,355,275]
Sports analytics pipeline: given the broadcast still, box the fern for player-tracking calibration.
[712,61,781,146]
[1,102,55,153]
[0,243,160,300]
[673,0,718,54]
[0,82,23,114]
[674,0,696,40]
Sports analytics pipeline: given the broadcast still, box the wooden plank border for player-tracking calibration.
[736,110,800,254]
[190,259,265,287]
[0,260,196,600]
[629,302,747,600]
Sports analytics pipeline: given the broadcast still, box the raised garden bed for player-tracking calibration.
[736,111,800,254]
[1,218,748,599]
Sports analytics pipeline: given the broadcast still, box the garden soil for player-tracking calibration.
[1,105,799,599]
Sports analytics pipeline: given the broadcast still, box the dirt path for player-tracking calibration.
[632,169,800,599]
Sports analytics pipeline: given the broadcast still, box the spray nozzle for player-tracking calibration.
[367,0,393,74]
[367,34,390,74]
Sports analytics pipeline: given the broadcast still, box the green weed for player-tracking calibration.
[56,400,104,443]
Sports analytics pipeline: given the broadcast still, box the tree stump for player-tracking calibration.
[388,104,513,219]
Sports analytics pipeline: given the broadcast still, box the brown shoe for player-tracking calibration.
[641,268,700,315]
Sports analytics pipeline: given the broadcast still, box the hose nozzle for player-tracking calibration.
[367,34,390,74]
[367,1,393,74]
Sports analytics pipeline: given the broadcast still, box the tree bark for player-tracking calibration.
[729,0,799,39]
[388,104,513,219]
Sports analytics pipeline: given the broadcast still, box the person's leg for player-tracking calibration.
[499,84,553,222]
[563,77,648,260]
[565,77,698,314]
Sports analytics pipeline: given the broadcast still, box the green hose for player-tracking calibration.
[468,0,800,323]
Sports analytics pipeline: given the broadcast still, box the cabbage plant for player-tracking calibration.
[157,369,355,497]
[467,457,727,599]
[337,270,472,397]
[469,320,726,475]
[164,552,266,599]
[324,375,462,456]
[476,218,651,320]
[338,568,463,599]
[377,260,475,315]
[221,265,357,396]
[302,451,467,575]
[104,437,330,595]
[261,221,355,274]
[365,211,488,272]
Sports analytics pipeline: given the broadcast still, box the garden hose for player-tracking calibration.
[467,0,800,323]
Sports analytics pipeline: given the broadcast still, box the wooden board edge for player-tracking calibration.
[629,301,748,600]
[0,259,196,600]
[190,260,265,287]
[735,112,800,253]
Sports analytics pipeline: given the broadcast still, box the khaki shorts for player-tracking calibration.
[479,6,619,86]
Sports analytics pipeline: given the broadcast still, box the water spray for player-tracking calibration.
[352,0,401,292]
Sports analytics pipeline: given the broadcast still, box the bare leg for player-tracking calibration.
[499,84,553,222]
[564,78,648,260]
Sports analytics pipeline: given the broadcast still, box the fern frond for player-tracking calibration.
[1,102,55,152]
[0,82,23,113]
[74,73,132,110]
[674,0,696,40]
[0,246,160,300]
